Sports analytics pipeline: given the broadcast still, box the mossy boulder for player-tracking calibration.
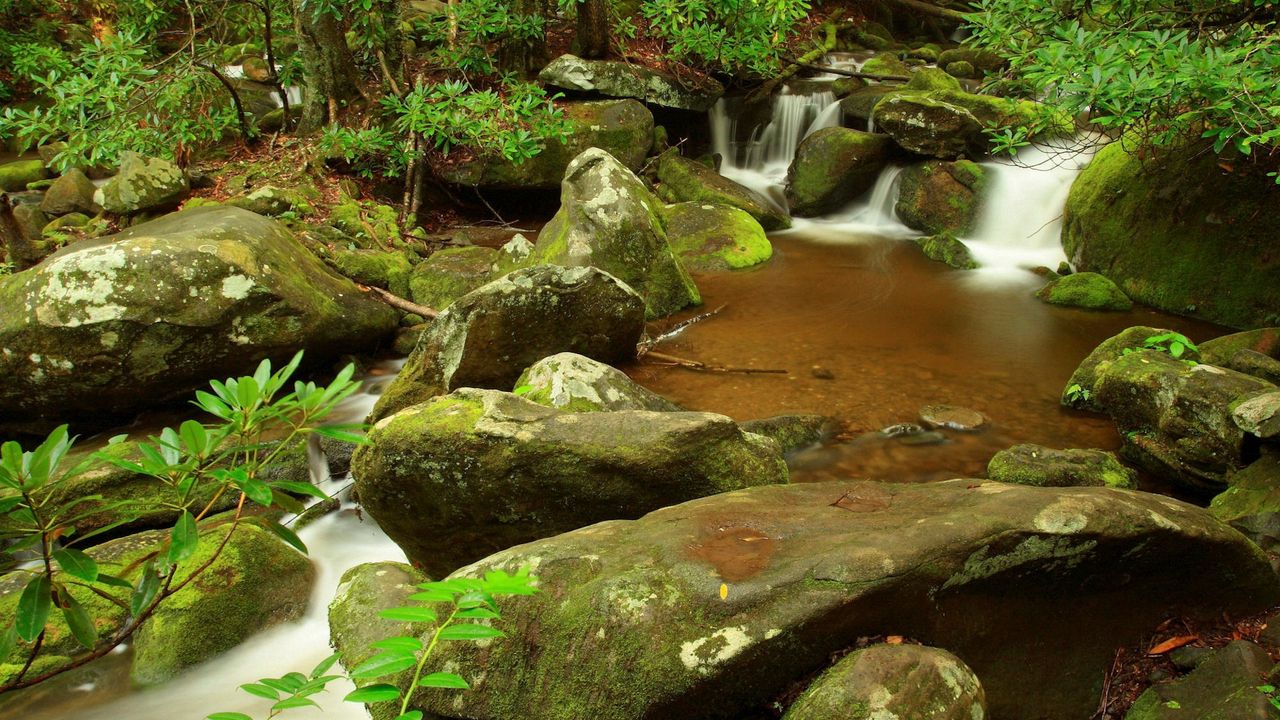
[839,86,897,131]
[739,414,836,454]
[1233,392,1280,440]
[1210,453,1280,562]
[0,159,51,192]
[873,94,984,159]
[0,206,397,433]
[905,67,963,93]
[936,48,1006,74]
[915,233,978,270]
[531,148,700,318]
[1060,326,1185,411]
[987,444,1137,489]
[1123,641,1276,720]
[539,54,724,111]
[7,204,52,268]
[1062,140,1280,329]
[43,212,91,235]
[945,60,977,79]
[655,150,791,231]
[785,128,893,216]
[351,388,787,574]
[516,352,681,412]
[1035,272,1133,311]
[861,52,910,78]
[328,199,402,250]
[783,644,986,720]
[96,152,189,215]
[39,169,101,216]
[895,160,987,234]
[435,100,653,190]
[662,202,773,271]
[408,245,498,310]
[1202,328,1280,366]
[369,264,646,422]
[331,480,1278,720]
[227,184,315,217]
[328,248,413,298]
[0,522,313,686]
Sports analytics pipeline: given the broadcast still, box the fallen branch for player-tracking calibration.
[643,351,786,375]
[782,58,909,83]
[638,304,727,356]
[753,19,839,100]
[361,284,439,319]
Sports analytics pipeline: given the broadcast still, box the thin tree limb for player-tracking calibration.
[361,284,440,319]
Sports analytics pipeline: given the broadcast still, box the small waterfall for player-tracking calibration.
[709,90,842,201]
[796,165,916,239]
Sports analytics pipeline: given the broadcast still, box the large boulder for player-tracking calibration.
[516,352,682,412]
[782,644,987,720]
[0,206,397,433]
[662,202,773,272]
[895,160,987,234]
[1210,453,1280,563]
[1063,140,1280,329]
[0,158,50,191]
[531,148,700,318]
[987,444,1137,489]
[1094,350,1275,491]
[1035,272,1133,311]
[1061,326,1187,411]
[1201,328,1280,384]
[539,54,724,111]
[351,388,787,575]
[785,128,893,216]
[407,245,498,310]
[39,169,101,217]
[368,264,646,422]
[873,94,985,159]
[330,480,1279,720]
[1124,641,1277,720]
[655,150,792,231]
[95,152,189,214]
[435,100,653,190]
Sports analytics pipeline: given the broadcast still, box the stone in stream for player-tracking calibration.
[919,404,988,431]
[0,522,313,686]
[987,444,1137,490]
[95,152,189,214]
[531,148,700,319]
[781,644,987,720]
[873,94,986,159]
[1234,392,1280,439]
[1201,328,1280,386]
[435,100,653,190]
[0,158,51,192]
[839,86,896,131]
[1123,641,1277,720]
[330,480,1279,720]
[326,247,413,299]
[661,202,774,272]
[351,388,787,575]
[0,206,397,434]
[740,414,838,455]
[1060,326,1186,411]
[655,149,792,231]
[785,127,893,217]
[895,160,988,235]
[915,233,978,270]
[515,352,683,412]
[407,245,498,310]
[1035,271,1133,311]
[1210,452,1280,564]
[39,168,101,217]
[1094,350,1275,492]
[539,54,724,111]
[368,264,646,422]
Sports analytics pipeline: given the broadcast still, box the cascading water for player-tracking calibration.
[710,89,842,203]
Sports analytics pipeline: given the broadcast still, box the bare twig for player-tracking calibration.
[361,284,440,319]
[638,304,727,355]
[643,351,786,375]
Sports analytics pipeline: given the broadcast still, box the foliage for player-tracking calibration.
[1121,331,1199,363]
[1257,684,1280,712]
[210,568,538,720]
[1064,383,1092,404]
[966,0,1280,170]
[641,0,812,77]
[0,352,361,692]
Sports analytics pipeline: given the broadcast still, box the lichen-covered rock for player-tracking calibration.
[915,233,978,270]
[436,100,653,190]
[328,561,424,675]
[1036,272,1133,311]
[0,158,50,192]
[408,245,498,310]
[328,199,401,249]
[39,169,101,216]
[539,54,724,111]
[655,150,791,231]
[1233,392,1280,439]
[1123,641,1276,720]
[368,264,646,422]
[783,644,987,720]
[1061,326,1184,411]
[0,206,397,433]
[227,184,315,217]
[0,522,313,686]
[1210,453,1280,562]
[988,444,1137,489]
[516,352,682,412]
[662,202,773,271]
[937,48,1007,74]
[351,388,787,574]
[1095,350,1275,491]
[332,480,1278,720]
[96,152,189,215]
[786,128,893,216]
[1063,140,1280,329]
[739,414,836,454]
[328,248,413,299]
[532,148,700,318]
[873,94,984,159]
[896,160,987,234]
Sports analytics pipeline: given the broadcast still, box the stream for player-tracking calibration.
[0,63,1231,719]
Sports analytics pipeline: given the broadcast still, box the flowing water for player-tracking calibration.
[0,62,1230,718]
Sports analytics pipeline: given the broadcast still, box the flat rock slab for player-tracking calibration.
[339,480,1278,720]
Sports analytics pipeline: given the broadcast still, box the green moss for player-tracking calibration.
[0,159,51,192]
[408,246,498,310]
[896,160,987,234]
[786,128,892,217]
[663,202,773,271]
[329,248,414,298]
[329,200,402,250]
[914,233,978,270]
[1035,271,1133,311]
[861,52,909,77]
[656,150,791,230]
[905,67,962,93]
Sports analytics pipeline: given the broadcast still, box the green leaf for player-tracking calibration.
[344,683,402,703]
[16,574,52,642]
[271,696,319,711]
[207,713,254,720]
[262,519,308,554]
[53,547,98,582]
[238,477,273,506]
[61,594,98,648]
[350,650,418,679]
[370,636,424,653]
[418,672,469,689]
[378,606,439,623]
[167,511,198,565]
[311,651,341,678]
[0,623,18,660]
[95,572,133,589]
[437,624,504,641]
[311,426,369,444]
[239,682,281,700]
[408,589,454,603]
[130,562,161,617]
[393,712,424,720]
[456,608,499,620]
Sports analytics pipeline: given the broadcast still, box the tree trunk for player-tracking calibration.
[577,0,609,59]
[497,0,547,76]
[291,0,362,132]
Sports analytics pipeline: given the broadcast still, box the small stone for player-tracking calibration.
[919,404,988,431]
[811,366,836,380]
[1234,392,1280,439]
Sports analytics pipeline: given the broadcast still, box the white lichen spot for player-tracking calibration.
[764,629,782,640]
[1148,510,1180,531]
[678,626,753,674]
[1034,502,1088,534]
[34,244,131,327]
[100,331,119,348]
[220,274,255,300]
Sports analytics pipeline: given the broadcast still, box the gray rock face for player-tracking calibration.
[369,264,646,422]
[532,148,700,319]
[330,480,1278,720]
[1210,453,1280,563]
[873,95,984,159]
[96,152,189,214]
[39,169,101,216]
[0,206,397,433]
[351,388,787,575]
[987,444,1137,489]
[539,54,724,111]
[516,352,682,412]
[1234,392,1280,439]
[1123,641,1276,720]
[782,644,987,720]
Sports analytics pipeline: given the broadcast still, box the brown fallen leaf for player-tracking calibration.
[1147,635,1199,655]
[886,635,904,645]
